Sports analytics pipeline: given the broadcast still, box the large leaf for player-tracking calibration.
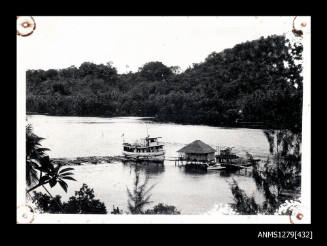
[37,147,50,152]
[39,156,55,174]
[27,159,40,169]
[58,180,68,193]
[59,167,75,174]
[39,175,51,184]
[60,172,74,177]
[40,156,50,165]
[61,176,76,181]
[49,178,57,188]
[54,163,62,174]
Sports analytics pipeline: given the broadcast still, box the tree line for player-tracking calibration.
[26,35,303,133]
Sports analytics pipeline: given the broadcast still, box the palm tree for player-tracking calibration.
[26,124,50,186]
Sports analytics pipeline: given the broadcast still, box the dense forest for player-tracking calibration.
[26,35,303,133]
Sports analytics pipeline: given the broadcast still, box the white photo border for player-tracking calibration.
[17,16,311,224]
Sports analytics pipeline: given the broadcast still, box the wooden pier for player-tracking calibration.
[221,163,251,170]
[172,157,255,172]
[170,157,212,171]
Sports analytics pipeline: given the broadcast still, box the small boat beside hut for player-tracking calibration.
[122,135,165,163]
[216,147,260,170]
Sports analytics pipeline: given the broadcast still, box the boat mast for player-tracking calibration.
[145,122,149,137]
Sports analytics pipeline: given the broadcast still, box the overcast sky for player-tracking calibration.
[18,16,302,74]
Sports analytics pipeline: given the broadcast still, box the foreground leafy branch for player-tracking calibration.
[26,124,76,195]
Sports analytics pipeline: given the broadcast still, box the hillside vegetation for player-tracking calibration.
[26,35,303,133]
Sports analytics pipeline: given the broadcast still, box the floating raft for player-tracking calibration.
[51,155,165,166]
[51,156,125,166]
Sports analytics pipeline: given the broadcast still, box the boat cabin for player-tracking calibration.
[216,147,239,163]
[123,136,164,153]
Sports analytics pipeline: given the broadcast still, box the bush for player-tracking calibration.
[32,183,107,214]
[32,192,63,213]
[111,206,123,214]
[145,203,181,215]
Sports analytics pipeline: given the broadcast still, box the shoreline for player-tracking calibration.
[26,112,270,131]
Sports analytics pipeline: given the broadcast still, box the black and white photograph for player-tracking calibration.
[16,16,311,225]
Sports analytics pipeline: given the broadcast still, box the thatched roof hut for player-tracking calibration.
[177,140,216,162]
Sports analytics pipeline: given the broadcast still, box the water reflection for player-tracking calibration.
[122,161,165,175]
[183,168,207,175]
[219,170,234,177]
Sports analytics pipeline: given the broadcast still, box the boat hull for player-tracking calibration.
[122,151,165,162]
[207,164,226,170]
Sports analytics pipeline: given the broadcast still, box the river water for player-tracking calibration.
[27,115,270,214]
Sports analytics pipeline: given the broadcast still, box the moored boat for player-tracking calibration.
[122,136,165,162]
[216,147,260,169]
